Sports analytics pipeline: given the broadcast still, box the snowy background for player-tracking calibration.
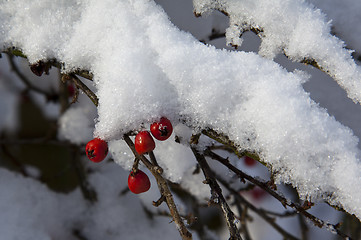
[0,0,361,239]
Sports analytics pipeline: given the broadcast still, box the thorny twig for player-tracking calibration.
[191,142,243,240]
[236,204,252,240]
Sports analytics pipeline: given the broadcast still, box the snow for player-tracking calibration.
[58,98,97,145]
[0,163,180,240]
[308,0,361,54]
[1,0,361,238]
[0,168,81,240]
[193,0,361,104]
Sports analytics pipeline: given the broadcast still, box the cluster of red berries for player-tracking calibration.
[135,117,173,154]
[85,117,173,194]
[130,117,173,194]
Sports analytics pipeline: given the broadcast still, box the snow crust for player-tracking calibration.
[1,0,361,223]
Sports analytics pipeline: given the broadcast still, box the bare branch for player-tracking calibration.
[216,175,300,240]
[191,145,243,240]
[205,149,352,239]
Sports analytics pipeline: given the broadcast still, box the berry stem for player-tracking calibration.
[132,157,140,173]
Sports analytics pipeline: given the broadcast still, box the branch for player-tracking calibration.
[201,128,261,163]
[191,145,243,240]
[216,175,300,240]
[235,204,252,240]
[3,48,93,81]
[6,54,58,101]
[205,149,352,239]
[123,134,192,240]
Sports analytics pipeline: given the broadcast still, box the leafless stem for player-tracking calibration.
[205,149,352,239]
[216,175,300,240]
[191,146,243,240]
[234,201,252,240]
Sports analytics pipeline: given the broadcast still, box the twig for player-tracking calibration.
[153,195,166,207]
[148,151,159,167]
[3,48,93,81]
[61,74,98,106]
[191,146,243,240]
[123,134,192,240]
[262,209,298,218]
[205,149,352,239]
[201,129,261,162]
[0,144,28,177]
[58,69,70,113]
[234,202,252,240]
[216,175,300,240]
[7,54,58,101]
[169,182,215,240]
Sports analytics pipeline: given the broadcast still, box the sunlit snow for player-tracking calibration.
[1,0,361,228]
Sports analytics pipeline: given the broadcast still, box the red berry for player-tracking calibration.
[67,83,75,98]
[30,61,45,76]
[244,156,256,167]
[86,138,108,163]
[128,170,151,194]
[250,187,267,201]
[134,131,155,155]
[150,117,173,141]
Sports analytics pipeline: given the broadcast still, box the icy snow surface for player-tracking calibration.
[1,0,361,221]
